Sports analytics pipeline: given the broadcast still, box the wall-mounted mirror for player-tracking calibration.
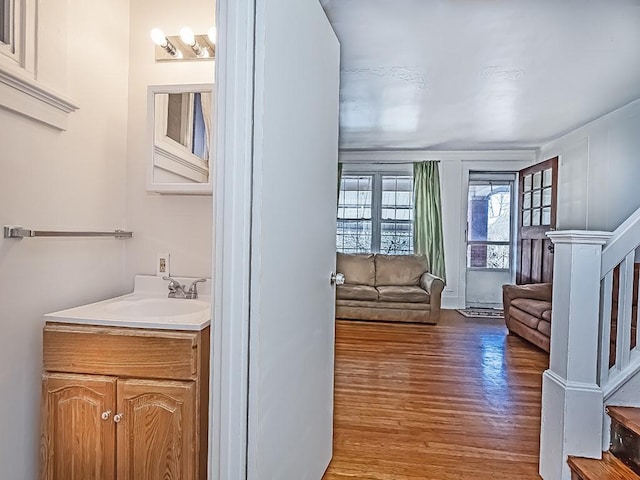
[147,83,214,194]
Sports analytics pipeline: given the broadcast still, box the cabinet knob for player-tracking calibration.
[101,410,112,421]
[113,413,124,423]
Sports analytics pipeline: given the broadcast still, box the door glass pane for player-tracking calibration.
[467,183,511,242]
[532,191,541,208]
[542,207,551,226]
[522,210,531,227]
[532,208,541,226]
[523,192,531,209]
[542,187,552,207]
[533,171,542,189]
[466,244,510,269]
[543,168,553,187]
[487,244,510,269]
[523,174,532,191]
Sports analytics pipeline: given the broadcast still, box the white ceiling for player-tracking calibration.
[320,0,640,150]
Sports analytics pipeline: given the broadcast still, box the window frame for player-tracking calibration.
[337,164,414,255]
[0,0,78,130]
[0,0,16,58]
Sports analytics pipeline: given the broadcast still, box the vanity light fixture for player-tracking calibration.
[180,27,205,57]
[150,26,216,62]
[150,28,178,57]
[207,26,216,44]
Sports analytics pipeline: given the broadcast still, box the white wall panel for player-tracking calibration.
[125,0,214,284]
[540,98,640,232]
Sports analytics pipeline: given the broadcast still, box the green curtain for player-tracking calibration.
[413,161,446,283]
[337,162,343,206]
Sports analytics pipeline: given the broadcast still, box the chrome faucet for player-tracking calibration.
[163,277,207,299]
[186,279,206,299]
[163,276,187,298]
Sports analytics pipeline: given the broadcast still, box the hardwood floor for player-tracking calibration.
[323,310,549,480]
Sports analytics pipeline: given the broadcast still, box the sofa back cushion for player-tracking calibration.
[375,254,428,286]
[336,253,376,286]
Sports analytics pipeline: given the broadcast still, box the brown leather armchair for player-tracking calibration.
[502,283,552,353]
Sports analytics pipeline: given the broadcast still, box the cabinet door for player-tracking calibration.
[41,373,116,480]
[116,379,196,480]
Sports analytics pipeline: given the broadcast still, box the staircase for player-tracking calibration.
[569,406,640,479]
[540,214,640,479]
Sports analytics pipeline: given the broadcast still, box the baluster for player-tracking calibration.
[599,270,614,386]
[616,253,635,371]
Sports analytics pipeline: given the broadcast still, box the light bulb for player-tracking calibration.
[150,28,167,47]
[180,27,196,46]
[207,26,217,44]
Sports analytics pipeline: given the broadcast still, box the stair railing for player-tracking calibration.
[540,208,640,479]
[599,208,640,396]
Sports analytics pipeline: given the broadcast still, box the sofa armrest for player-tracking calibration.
[421,273,445,322]
[502,282,552,330]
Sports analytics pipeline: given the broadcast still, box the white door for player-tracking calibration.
[247,0,340,478]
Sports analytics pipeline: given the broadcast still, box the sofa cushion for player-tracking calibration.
[511,298,552,318]
[336,299,431,311]
[375,254,429,286]
[510,307,542,330]
[377,285,430,303]
[337,253,375,286]
[541,310,552,322]
[336,284,378,301]
[537,320,551,337]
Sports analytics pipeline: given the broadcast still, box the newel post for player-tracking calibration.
[539,230,613,480]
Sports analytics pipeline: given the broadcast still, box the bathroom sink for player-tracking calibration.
[104,298,209,318]
[44,275,212,331]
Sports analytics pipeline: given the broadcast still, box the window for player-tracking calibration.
[0,0,15,58]
[0,0,78,130]
[0,0,10,46]
[466,179,513,270]
[337,171,414,254]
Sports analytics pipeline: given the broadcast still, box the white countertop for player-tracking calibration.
[44,275,212,331]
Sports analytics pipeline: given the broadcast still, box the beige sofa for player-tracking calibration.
[335,253,445,324]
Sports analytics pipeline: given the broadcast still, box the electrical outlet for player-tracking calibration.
[157,253,170,277]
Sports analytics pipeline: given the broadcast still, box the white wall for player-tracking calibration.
[125,0,215,284]
[540,98,640,232]
[0,0,131,477]
[339,150,536,308]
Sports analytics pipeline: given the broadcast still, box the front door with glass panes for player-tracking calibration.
[465,172,516,308]
[516,157,558,284]
[337,170,413,255]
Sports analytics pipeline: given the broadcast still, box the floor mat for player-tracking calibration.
[456,308,504,319]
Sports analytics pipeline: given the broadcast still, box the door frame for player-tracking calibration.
[464,172,517,308]
[456,160,534,308]
[210,0,255,477]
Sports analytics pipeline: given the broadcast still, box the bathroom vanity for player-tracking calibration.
[39,276,211,480]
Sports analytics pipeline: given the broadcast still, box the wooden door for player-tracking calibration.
[116,379,196,480]
[247,0,340,478]
[41,373,116,480]
[517,157,558,284]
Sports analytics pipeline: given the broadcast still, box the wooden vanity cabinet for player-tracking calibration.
[40,323,210,480]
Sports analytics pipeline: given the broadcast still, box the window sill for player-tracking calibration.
[0,63,79,130]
